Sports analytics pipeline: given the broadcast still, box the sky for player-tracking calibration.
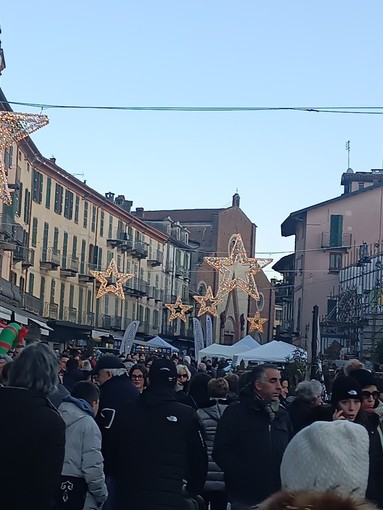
[2,1,383,278]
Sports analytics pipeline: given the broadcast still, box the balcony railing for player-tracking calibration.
[111,316,122,330]
[132,241,148,259]
[0,214,24,249]
[101,314,111,329]
[81,311,95,326]
[64,306,77,323]
[21,292,41,315]
[61,257,79,275]
[41,248,61,269]
[321,232,352,249]
[175,265,185,277]
[148,249,163,267]
[43,302,58,320]
[124,278,149,297]
[14,246,35,267]
[107,229,128,247]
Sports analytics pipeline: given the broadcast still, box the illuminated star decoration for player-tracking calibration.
[0,111,49,204]
[193,286,222,317]
[205,233,272,300]
[164,297,192,323]
[247,311,268,333]
[90,258,133,300]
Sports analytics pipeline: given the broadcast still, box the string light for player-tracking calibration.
[90,258,134,300]
[164,297,193,323]
[193,286,222,317]
[247,311,268,333]
[204,233,272,301]
[0,111,49,204]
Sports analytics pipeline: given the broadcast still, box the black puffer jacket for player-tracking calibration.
[95,374,139,475]
[197,401,228,492]
[213,387,293,506]
[364,412,383,507]
[0,387,65,510]
[114,386,208,510]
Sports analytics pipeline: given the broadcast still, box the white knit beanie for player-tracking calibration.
[281,420,370,499]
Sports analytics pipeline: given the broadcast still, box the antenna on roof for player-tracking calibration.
[345,140,351,170]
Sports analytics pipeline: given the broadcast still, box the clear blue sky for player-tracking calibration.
[2,1,383,277]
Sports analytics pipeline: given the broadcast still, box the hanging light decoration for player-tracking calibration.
[164,297,192,323]
[90,258,134,300]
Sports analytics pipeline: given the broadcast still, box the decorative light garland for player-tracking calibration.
[90,258,134,300]
[193,286,222,317]
[247,311,268,333]
[164,296,192,323]
[0,111,49,204]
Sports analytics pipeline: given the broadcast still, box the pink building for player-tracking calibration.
[280,169,383,359]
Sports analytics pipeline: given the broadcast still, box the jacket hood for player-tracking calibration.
[59,397,94,427]
[139,386,177,408]
[199,402,228,420]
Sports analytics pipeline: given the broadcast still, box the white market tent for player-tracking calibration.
[234,340,307,365]
[146,336,179,352]
[198,335,261,362]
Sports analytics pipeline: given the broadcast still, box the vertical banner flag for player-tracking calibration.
[193,318,205,360]
[120,320,140,355]
[205,315,213,347]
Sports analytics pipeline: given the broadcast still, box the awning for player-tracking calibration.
[29,318,53,331]
[0,306,12,321]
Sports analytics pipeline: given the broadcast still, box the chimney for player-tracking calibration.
[135,207,144,218]
[115,195,125,206]
[232,192,240,207]
[49,157,56,164]
[105,192,115,202]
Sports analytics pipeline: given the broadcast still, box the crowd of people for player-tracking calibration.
[1,344,383,510]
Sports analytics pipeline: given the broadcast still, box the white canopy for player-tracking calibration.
[146,336,179,352]
[234,340,307,365]
[198,335,261,362]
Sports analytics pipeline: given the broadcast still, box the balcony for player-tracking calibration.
[43,302,58,320]
[165,261,173,273]
[14,246,35,268]
[137,322,150,335]
[81,311,95,326]
[111,316,122,330]
[121,239,134,253]
[60,257,79,277]
[175,265,185,278]
[64,306,78,323]
[107,229,128,248]
[101,314,111,329]
[40,248,60,270]
[21,292,42,315]
[131,241,148,260]
[155,288,164,302]
[78,263,96,283]
[321,232,352,249]
[148,249,164,267]
[124,277,149,297]
[0,214,24,250]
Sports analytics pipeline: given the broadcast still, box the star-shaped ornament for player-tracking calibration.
[164,297,192,323]
[205,234,272,300]
[193,286,222,317]
[0,112,49,204]
[90,258,133,300]
[247,311,268,333]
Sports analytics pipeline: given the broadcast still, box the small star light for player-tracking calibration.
[0,111,49,204]
[164,297,192,323]
[90,258,133,300]
[193,286,222,317]
[205,233,272,300]
[247,311,268,333]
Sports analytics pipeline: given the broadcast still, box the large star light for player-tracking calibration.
[247,311,268,333]
[0,111,49,204]
[90,258,133,300]
[164,297,192,323]
[193,286,222,317]
[204,233,272,300]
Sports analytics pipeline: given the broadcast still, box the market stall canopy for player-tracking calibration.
[146,336,179,352]
[234,340,307,365]
[198,335,261,362]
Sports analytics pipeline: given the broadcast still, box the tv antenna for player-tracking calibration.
[345,140,351,169]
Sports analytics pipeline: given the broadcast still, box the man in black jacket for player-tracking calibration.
[114,358,208,510]
[93,355,139,510]
[213,364,293,510]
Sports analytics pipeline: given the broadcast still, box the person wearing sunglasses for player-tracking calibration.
[175,364,191,404]
[129,364,148,394]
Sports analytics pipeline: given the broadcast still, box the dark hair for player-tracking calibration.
[129,364,148,385]
[71,381,100,404]
[208,378,229,398]
[188,372,212,408]
[250,364,279,383]
[224,373,239,393]
[66,358,80,371]
[0,362,12,385]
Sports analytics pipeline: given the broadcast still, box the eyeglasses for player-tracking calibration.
[131,374,144,380]
[178,374,188,379]
[362,390,380,400]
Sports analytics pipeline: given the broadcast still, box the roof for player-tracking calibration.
[281,182,383,237]
[135,208,226,224]
[272,253,295,273]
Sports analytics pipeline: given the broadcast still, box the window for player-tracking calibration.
[46,178,52,209]
[72,236,77,259]
[59,283,65,320]
[16,182,23,217]
[31,218,38,247]
[62,232,68,267]
[91,205,96,232]
[28,273,35,295]
[64,190,74,219]
[107,251,113,265]
[358,182,364,190]
[83,201,89,228]
[329,252,342,271]
[153,309,159,327]
[74,195,80,223]
[32,169,43,203]
[69,285,74,309]
[40,276,45,303]
[54,184,64,214]
[78,288,83,322]
[42,223,49,260]
[330,214,343,247]
[100,211,104,237]
[53,227,59,252]
[80,240,86,273]
[108,215,113,238]
[105,296,109,315]
[97,247,103,270]
[23,188,31,224]
[327,299,337,317]
[50,279,56,303]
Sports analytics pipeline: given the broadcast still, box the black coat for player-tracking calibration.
[114,386,208,510]
[287,397,314,435]
[364,413,383,507]
[95,374,139,475]
[212,388,293,506]
[0,387,65,510]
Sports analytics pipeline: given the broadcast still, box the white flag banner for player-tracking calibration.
[205,315,213,347]
[120,320,140,355]
[193,318,205,359]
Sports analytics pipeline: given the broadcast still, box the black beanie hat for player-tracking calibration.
[149,359,177,388]
[331,376,363,406]
[348,369,376,389]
